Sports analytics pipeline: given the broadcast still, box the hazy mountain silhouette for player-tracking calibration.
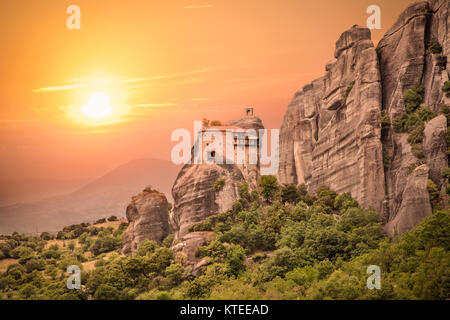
[0,179,90,207]
[0,158,179,235]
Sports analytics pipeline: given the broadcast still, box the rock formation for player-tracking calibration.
[278,26,386,213]
[171,231,214,274]
[121,113,264,258]
[171,114,265,239]
[384,165,432,237]
[378,0,448,234]
[279,0,449,236]
[122,188,170,254]
[122,0,450,259]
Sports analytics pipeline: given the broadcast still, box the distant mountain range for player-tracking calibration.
[0,159,180,235]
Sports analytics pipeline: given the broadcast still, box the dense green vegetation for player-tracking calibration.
[0,178,449,300]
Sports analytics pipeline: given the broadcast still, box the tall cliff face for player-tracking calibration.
[171,115,264,239]
[279,0,449,236]
[278,26,386,213]
[378,0,448,234]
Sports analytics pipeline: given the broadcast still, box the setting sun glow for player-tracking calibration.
[82,92,114,119]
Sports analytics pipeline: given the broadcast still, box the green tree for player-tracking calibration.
[225,245,246,277]
[94,284,120,300]
[281,185,299,204]
[165,263,185,286]
[258,175,279,203]
[136,239,157,256]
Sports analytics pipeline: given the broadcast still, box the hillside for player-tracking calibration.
[0,159,180,235]
[0,183,448,300]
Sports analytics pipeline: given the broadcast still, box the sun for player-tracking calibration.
[81,92,114,119]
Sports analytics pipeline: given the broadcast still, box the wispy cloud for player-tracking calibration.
[33,83,83,92]
[33,67,223,93]
[184,4,214,9]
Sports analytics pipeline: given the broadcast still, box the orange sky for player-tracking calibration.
[0,0,415,181]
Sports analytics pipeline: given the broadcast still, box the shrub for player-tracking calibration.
[165,263,185,285]
[68,240,76,252]
[427,179,441,210]
[40,232,54,240]
[19,284,38,299]
[334,193,358,211]
[136,239,157,256]
[162,234,175,248]
[238,182,250,200]
[225,245,246,277]
[393,114,409,133]
[441,167,450,180]
[213,178,225,192]
[411,143,425,162]
[403,86,423,113]
[393,87,436,163]
[342,81,355,104]
[428,39,443,54]
[107,216,118,222]
[316,186,337,209]
[443,82,450,98]
[281,185,299,204]
[94,284,120,300]
[94,218,107,225]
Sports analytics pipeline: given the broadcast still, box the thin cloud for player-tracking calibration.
[33,83,83,92]
[34,67,223,92]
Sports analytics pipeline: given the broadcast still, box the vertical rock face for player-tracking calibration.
[122,189,170,254]
[378,0,448,227]
[171,164,245,238]
[384,165,432,237]
[279,26,385,213]
[279,0,449,236]
[171,115,264,239]
[424,115,447,186]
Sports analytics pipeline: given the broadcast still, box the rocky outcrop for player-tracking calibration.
[172,231,214,274]
[278,26,385,213]
[171,164,245,238]
[279,0,449,236]
[424,115,447,185]
[122,188,170,254]
[171,115,264,239]
[378,0,448,227]
[384,165,432,237]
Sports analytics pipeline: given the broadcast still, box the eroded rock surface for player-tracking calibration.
[122,189,170,254]
[279,0,449,236]
[171,115,265,239]
[278,26,385,213]
[384,165,432,237]
[378,0,448,227]
[171,231,214,273]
